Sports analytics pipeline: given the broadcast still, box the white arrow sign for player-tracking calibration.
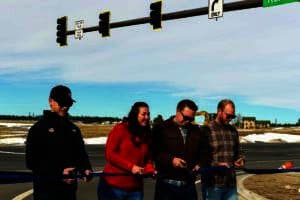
[208,0,223,19]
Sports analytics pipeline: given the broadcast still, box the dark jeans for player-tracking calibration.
[33,181,77,200]
[33,187,76,200]
[97,178,143,200]
[154,179,198,200]
[201,184,238,200]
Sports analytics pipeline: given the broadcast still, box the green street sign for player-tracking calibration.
[263,0,299,7]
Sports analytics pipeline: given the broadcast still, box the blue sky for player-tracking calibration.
[0,0,299,123]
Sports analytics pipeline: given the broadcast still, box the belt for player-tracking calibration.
[162,179,187,187]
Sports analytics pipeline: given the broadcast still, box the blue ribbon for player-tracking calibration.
[1,167,299,184]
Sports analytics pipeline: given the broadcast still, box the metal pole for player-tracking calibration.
[67,0,262,35]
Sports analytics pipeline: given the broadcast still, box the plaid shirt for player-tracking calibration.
[202,120,244,187]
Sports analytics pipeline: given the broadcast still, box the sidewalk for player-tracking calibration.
[237,174,268,200]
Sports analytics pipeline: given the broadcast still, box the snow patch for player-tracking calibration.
[241,132,300,143]
[0,122,32,128]
[0,137,26,145]
[84,137,107,145]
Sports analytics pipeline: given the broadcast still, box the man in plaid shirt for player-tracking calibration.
[201,99,245,200]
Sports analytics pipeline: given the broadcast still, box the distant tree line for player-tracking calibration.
[2,114,298,127]
[71,116,121,124]
[271,122,300,127]
[152,114,164,126]
[0,115,122,124]
[0,115,39,121]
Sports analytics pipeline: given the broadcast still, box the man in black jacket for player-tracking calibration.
[25,85,92,200]
[152,99,211,200]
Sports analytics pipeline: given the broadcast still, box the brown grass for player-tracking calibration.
[244,173,300,200]
[76,123,114,137]
[1,119,300,138]
[0,123,31,137]
[0,120,114,138]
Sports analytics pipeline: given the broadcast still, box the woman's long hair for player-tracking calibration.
[124,102,151,146]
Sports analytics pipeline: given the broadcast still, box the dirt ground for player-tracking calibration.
[243,173,300,200]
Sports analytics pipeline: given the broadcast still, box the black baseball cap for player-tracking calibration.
[49,85,76,107]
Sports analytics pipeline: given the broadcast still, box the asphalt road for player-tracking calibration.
[0,143,299,200]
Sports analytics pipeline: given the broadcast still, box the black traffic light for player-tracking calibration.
[150,1,162,30]
[99,11,110,37]
[56,16,68,47]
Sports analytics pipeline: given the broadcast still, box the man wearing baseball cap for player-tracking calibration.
[49,85,76,108]
[26,85,92,200]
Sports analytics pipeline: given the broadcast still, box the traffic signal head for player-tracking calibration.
[150,1,162,30]
[99,11,110,37]
[56,16,68,47]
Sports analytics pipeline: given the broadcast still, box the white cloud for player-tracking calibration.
[1,1,300,111]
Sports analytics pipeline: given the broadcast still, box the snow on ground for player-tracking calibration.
[272,127,284,130]
[0,122,32,128]
[241,133,300,143]
[0,137,108,145]
[272,126,300,130]
[1,133,300,145]
[84,137,107,145]
[1,123,300,145]
[0,137,26,145]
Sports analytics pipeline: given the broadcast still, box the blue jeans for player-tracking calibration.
[201,185,238,200]
[97,178,143,200]
[154,179,198,200]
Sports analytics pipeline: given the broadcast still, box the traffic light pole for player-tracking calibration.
[66,0,262,36]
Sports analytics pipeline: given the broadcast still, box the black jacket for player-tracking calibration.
[25,110,92,191]
[152,117,211,181]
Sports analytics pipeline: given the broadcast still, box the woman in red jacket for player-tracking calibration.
[97,102,155,200]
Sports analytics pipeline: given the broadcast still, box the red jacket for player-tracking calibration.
[102,122,155,191]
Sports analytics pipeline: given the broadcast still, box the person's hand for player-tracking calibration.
[144,165,156,177]
[234,158,245,168]
[82,169,93,182]
[144,170,158,179]
[192,164,200,172]
[63,167,76,184]
[151,170,158,179]
[131,165,144,175]
[172,157,187,168]
[279,161,294,169]
[217,162,230,168]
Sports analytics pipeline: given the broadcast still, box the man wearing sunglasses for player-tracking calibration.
[201,99,245,200]
[152,99,211,200]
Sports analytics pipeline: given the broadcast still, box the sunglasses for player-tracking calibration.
[180,112,195,122]
[224,113,236,120]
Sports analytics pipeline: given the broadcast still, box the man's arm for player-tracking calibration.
[74,126,92,171]
[70,126,93,182]
[25,125,37,171]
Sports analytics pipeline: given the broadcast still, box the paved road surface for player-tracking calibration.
[0,143,299,200]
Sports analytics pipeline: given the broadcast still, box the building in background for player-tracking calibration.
[242,117,271,129]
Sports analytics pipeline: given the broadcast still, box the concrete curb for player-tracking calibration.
[237,174,268,200]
